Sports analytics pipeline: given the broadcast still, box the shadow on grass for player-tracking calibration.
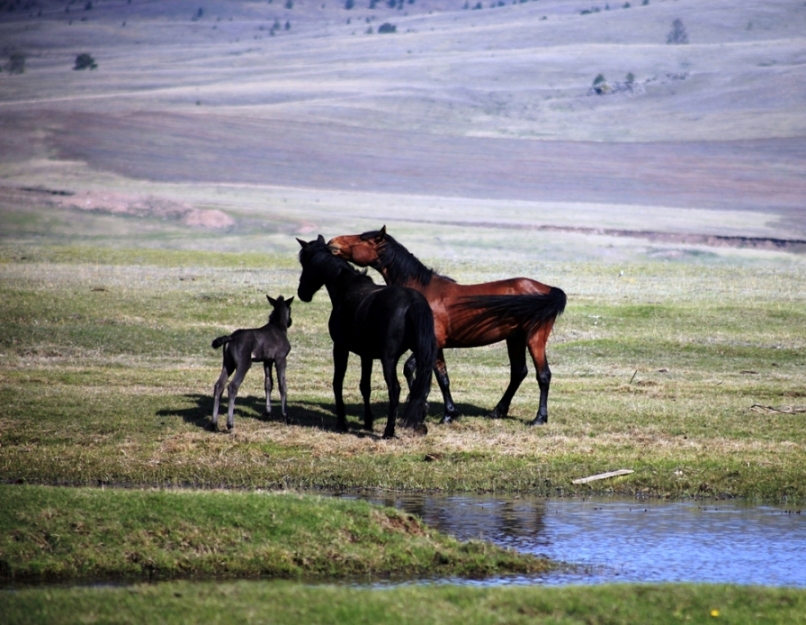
[156,395,496,435]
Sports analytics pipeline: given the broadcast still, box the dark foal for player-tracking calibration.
[210,295,293,432]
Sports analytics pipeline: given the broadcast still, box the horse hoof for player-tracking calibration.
[440,414,454,425]
[487,409,505,420]
[528,418,547,427]
[207,423,217,432]
[382,429,395,439]
[414,423,428,436]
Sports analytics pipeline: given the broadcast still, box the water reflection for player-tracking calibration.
[336,492,806,587]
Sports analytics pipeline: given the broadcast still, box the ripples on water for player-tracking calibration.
[338,492,806,587]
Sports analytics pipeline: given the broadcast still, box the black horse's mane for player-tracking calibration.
[361,230,454,286]
[300,238,372,284]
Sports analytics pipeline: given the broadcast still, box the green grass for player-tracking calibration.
[1,245,804,502]
[0,484,546,584]
[3,580,806,625]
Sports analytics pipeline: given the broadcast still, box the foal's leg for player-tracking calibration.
[380,356,401,439]
[359,356,375,431]
[405,350,459,424]
[263,361,274,418]
[275,355,289,424]
[226,361,251,432]
[488,332,528,419]
[527,322,554,426]
[211,365,231,431]
[332,344,350,432]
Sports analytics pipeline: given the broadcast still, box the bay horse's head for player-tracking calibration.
[297,234,350,302]
[327,225,386,268]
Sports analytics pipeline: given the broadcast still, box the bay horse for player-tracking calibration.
[211,295,293,432]
[328,227,566,426]
[296,235,435,438]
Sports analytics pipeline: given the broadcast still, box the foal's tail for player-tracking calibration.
[400,303,436,431]
[461,287,567,333]
[211,335,233,349]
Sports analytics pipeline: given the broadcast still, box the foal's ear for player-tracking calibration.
[267,295,277,306]
[286,296,294,306]
[317,234,325,244]
[376,225,387,241]
[296,237,308,249]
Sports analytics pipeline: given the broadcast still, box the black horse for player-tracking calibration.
[296,235,435,438]
[210,295,293,432]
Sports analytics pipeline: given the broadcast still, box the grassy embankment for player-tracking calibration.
[0,483,543,584]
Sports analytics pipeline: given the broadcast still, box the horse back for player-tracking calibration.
[224,325,289,364]
[330,284,428,358]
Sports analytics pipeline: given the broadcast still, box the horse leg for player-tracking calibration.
[275,355,289,424]
[380,357,401,439]
[434,350,459,424]
[332,345,349,432]
[226,362,251,432]
[360,356,375,431]
[527,323,554,426]
[211,365,230,431]
[403,354,416,391]
[409,351,458,423]
[488,332,528,419]
[263,361,274,418]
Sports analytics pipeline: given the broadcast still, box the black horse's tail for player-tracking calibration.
[400,303,436,431]
[211,335,232,349]
[460,287,567,334]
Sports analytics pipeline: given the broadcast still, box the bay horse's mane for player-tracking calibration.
[361,230,455,286]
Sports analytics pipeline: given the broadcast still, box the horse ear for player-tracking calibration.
[376,225,387,241]
[267,295,277,306]
[296,237,307,248]
[286,296,294,305]
[317,234,325,244]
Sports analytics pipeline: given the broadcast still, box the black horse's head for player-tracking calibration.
[297,234,341,302]
[267,294,293,328]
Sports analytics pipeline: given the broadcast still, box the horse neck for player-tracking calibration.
[323,264,366,304]
[268,311,289,331]
[379,239,434,288]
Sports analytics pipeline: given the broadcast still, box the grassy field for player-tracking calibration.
[2,0,805,620]
[1,243,803,502]
[4,580,806,625]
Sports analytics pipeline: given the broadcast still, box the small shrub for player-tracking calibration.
[377,22,396,33]
[667,18,688,44]
[591,74,611,95]
[73,53,97,70]
[4,50,26,74]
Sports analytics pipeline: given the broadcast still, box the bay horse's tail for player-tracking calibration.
[211,335,233,349]
[400,303,436,431]
[461,287,567,333]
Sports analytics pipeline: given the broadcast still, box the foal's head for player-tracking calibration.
[267,294,293,328]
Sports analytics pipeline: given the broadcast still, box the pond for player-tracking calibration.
[337,492,806,587]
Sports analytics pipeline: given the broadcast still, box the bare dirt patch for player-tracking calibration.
[2,185,234,230]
